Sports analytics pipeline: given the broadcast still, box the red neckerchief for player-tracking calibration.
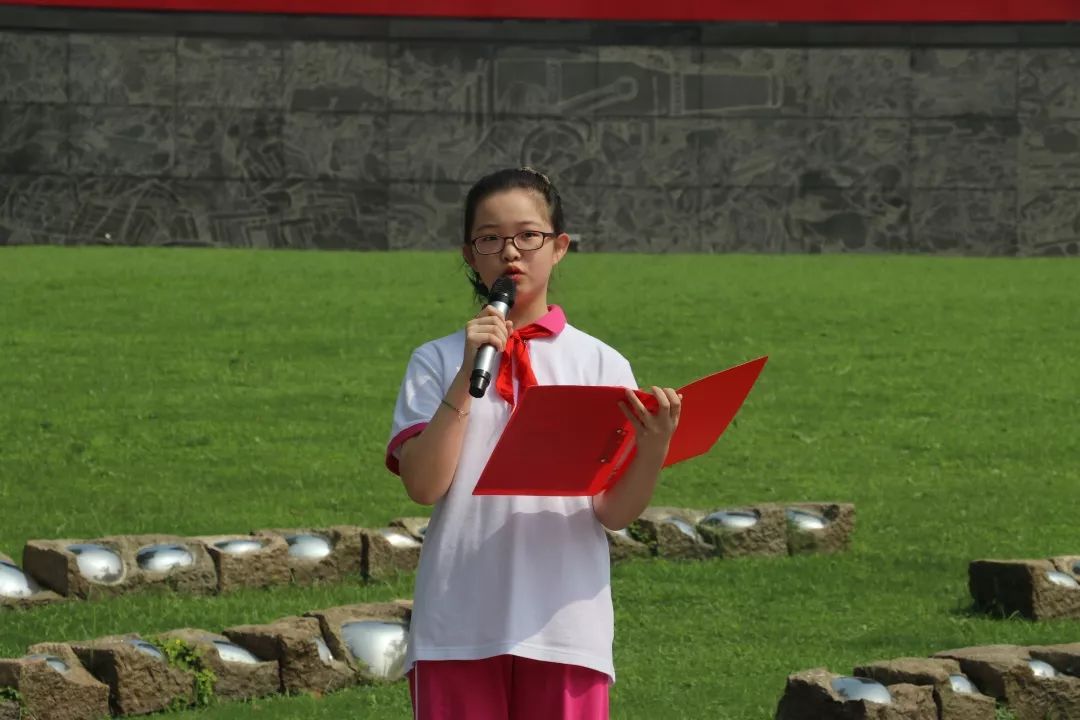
[494,323,554,408]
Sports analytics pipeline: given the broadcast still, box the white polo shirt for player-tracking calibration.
[386,305,636,682]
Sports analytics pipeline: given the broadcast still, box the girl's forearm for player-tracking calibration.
[398,370,473,505]
[591,446,667,531]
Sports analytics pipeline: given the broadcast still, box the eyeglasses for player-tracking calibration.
[468,231,557,255]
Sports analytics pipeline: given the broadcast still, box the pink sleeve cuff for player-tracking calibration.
[385,423,428,476]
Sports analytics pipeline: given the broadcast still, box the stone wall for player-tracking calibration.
[1,8,1078,255]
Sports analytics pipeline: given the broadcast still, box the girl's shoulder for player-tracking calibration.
[557,323,633,369]
[412,329,466,354]
[407,329,466,368]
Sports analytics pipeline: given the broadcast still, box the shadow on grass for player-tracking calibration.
[949,597,1035,623]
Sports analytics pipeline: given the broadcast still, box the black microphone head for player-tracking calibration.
[489,276,516,309]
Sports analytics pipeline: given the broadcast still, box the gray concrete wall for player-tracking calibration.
[1,10,1078,255]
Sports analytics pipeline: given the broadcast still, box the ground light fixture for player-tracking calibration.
[214,539,264,555]
[23,654,70,673]
[212,640,261,665]
[0,561,41,598]
[786,509,827,530]
[702,510,759,529]
[341,621,409,680]
[661,516,699,540]
[285,534,333,560]
[949,674,978,694]
[1028,659,1057,678]
[136,544,195,572]
[1047,571,1080,589]
[68,544,124,583]
[126,638,166,661]
[315,636,334,664]
[379,529,421,548]
[831,676,892,704]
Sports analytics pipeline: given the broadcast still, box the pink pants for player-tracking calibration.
[408,655,609,720]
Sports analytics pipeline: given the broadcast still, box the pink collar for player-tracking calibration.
[532,305,567,335]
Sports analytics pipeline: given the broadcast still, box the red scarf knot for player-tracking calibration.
[494,323,553,407]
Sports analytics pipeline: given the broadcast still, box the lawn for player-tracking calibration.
[1,246,1078,719]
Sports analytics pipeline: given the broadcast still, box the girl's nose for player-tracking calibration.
[501,240,522,261]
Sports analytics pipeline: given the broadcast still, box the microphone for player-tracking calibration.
[469,276,516,399]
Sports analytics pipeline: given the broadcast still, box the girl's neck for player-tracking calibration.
[507,295,549,329]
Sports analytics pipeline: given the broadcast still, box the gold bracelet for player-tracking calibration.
[440,398,469,418]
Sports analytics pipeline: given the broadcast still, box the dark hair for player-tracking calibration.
[462,167,565,304]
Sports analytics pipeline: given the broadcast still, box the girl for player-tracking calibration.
[386,167,681,720]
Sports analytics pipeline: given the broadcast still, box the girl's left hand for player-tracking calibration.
[618,386,682,460]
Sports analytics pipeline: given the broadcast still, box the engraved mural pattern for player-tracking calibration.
[0,29,1077,255]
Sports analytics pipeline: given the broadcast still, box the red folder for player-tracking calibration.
[472,356,768,496]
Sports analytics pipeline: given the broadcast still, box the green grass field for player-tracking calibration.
[1,247,1078,719]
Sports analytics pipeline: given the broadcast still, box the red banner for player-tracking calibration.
[3,0,1080,21]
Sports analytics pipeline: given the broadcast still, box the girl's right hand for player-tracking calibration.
[462,306,514,368]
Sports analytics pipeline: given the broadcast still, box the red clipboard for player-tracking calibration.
[472,356,768,496]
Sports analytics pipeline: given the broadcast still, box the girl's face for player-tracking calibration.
[463,189,570,309]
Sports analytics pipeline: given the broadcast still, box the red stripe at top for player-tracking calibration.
[4,0,1079,21]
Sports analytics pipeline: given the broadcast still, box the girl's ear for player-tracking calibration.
[462,243,476,269]
[552,233,571,265]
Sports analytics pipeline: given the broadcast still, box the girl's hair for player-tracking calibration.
[462,167,565,304]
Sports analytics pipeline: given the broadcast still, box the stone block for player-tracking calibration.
[363,528,422,581]
[934,645,1031,700]
[935,685,998,720]
[785,502,856,555]
[22,539,129,599]
[696,504,788,558]
[967,643,1080,720]
[853,657,960,686]
[0,702,16,720]
[104,535,217,594]
[851,657,995,719]
[254,526,364,585]
[629,507,712,559]
[885,685,939,719]
[968,559,1080,620]
[604,527,651,563]
[774,668,937,719]
[774,667,840,718]
[388,517,429,542]
[1050,556,1080,583]
[189,535,291,593]
[0,645,109,720]
[155,629,279,701]
[999,645,1080,720]
[21,535,216,599]
[59,635,194,715]
[223,616,353,695]
[1029,643,1080,677]
[306,601,411,682]
[0,552,63,610]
